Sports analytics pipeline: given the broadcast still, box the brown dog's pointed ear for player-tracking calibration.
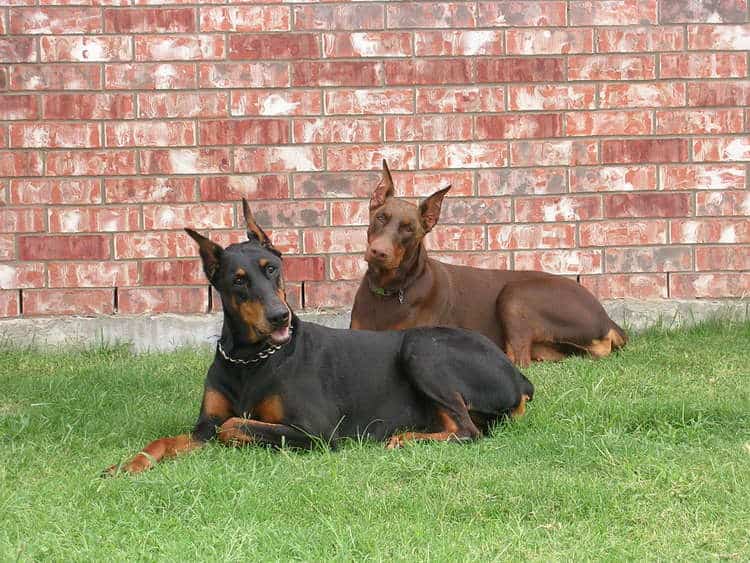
[370,159,395,211]
[419,185,451,233]
[242,198,281,257]
[185,228,223,283]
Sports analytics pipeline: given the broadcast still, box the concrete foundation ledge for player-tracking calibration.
[1,299,748,353]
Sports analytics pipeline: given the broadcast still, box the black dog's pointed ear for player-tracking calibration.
[185,228,223,283]
[242,198,281,257]
[370,159,395,211]
[419,185,451,233]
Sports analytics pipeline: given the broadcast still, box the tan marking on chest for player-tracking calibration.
[254,395,284,424]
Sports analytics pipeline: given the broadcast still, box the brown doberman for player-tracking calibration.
[350,161,627,367]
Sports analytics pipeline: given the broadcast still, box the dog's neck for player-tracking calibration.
[218,306,296,364]
[366,242,428,295]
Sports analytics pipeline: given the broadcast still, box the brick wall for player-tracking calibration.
[1,1,749,318]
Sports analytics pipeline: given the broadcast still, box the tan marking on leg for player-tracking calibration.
[531,342,567,362]
[511,394,530,419]
[105,434,200,475]
[386,407,478,449]
[202,388,233,419]
[218,417,255,446]
[254,395,284,424]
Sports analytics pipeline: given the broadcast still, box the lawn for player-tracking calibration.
[1,320,749,561]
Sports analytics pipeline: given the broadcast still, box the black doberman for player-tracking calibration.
[105,200,533,475]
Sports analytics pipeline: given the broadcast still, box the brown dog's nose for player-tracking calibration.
[367,245,390,262]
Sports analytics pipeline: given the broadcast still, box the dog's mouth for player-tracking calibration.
[268,323,291,345]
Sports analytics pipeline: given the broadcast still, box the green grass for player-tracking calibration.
[1,320,749,561]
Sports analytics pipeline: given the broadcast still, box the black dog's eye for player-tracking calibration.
[266,265,277,276]
[233,276,245,286]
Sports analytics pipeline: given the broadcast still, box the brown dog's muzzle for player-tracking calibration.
[365,236,402,270]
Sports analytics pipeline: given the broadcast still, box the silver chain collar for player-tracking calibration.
[217,326,293,366]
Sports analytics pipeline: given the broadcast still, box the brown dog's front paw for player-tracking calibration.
[385,435,404,450]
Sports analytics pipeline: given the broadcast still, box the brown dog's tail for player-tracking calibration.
[609,321,628,349]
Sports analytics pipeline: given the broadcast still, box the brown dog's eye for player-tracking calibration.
[401,224,414,234]
[377,214,387,224]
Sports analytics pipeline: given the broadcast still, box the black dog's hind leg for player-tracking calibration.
[218,418,317,449]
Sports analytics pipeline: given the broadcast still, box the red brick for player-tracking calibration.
[392,171,473,197]
[23,289,114,316]
[140,92,229,118]
[143,203,234,230]
[105,8,195,33]
[386,3,476,28]
[232,90,320,117]
[200,63,288,89]
[106,121,194,148]
[580,220,667,246]
[477,114,562,140]
[10,64,101,91]
[660,53,746,79]
[199,119,288,146]
[424,226,485,251]
[696,246,750,271]
[0,38,36,63]
[325,89,414,115]
[140,149,230,175]
[327,145,416,171]
[515,195,602,223]
[661,0,747,23]
[324,32,412,58]
[331,201,369,226]
[656,110,744,135]
[200,6,290,32]
[510,140,598,166]
[568,55,655,80]
[477,2,567,26]
[693,137,750,162]
[211,229,301,255]
[235,146,324,173]
[417,86,505,113]
[0,235,14,260]
[476,58,564,83]
[385,115,472,142]
[0,263,45,289]
[294,118,381,144]
[420,142,509,169]
[40,36,131,62]
[229,34,318,60]
[0,291,19,318]
[48,262,138,288]
[303,281,359,309]
[602,139,688,164]
[671,219,750,243]
[671,273,749,298]
[385,59,471,86]
[478,168,567,196]
[581,274,667,299]
[0,208,44,233]
[696,191,750,216]
[283,257,325,282]
[605,246,692,272]
[136,35,225,61]
[598,26,684,52]
[509,84,596,111]
[294,61,382,87]
[199,176,289,202]
[600,82,686,108]
[10,179,101,205]
[565,110,652,136]
[105,63,196,90]
[687,81,750,107]
[48,206,140,233]
[433,252,511,270]
[0,95,38,120]
[0,152,43,177]
[661,165,746,191]
[414,30,503,56]
[118,287,207,314]
[514,250,602,274]
[43,93,134,119]
[10,123,99,149]
[330,255,366,281]
[570,166,657,192]
[19,235,111,260]
[142,260,203,286]
[9,7,102,34]
[688,24,750,50]
[570,1,657,25]
[293,4,383,30]
[440,198,512,224]
[47,150,136,177]
[303,228,367,254]
[604,193,691,218]
[250,201,325,228]
[507,28,593,55]
[489,224,575,250]
[114,231,197,259]
[106,178,193,205]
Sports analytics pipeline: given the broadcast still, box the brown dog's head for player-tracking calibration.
[185,199,292,345]
[366,160,451,275]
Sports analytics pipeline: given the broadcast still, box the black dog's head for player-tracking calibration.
[185,199,291,345]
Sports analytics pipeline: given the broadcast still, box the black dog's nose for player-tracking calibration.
[267,308,290,327]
